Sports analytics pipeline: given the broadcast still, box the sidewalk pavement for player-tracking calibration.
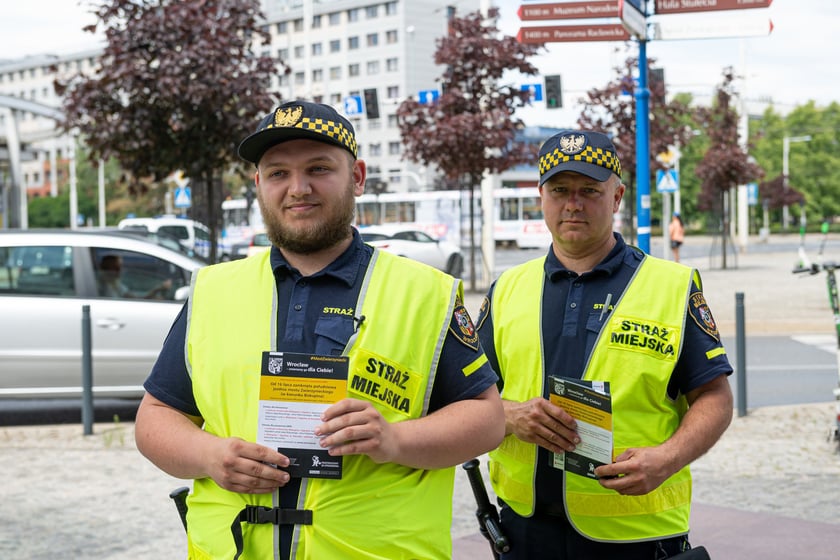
[453,504,840,560]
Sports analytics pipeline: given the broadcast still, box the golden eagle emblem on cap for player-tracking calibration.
[274,105,303,128]
[559,134,586,155]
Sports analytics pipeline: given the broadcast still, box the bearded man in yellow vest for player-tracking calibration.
[475,129,733,560]
[135,100,505,559]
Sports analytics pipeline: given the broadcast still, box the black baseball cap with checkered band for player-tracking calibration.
[538,130,621,185]
[238,100,358,165]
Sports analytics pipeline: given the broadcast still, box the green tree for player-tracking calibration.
[695,67,763,268]
[396,8,542,290]
[751,102,840,227]
[55,0,285,262]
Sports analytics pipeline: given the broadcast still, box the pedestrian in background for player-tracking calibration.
[135,100,504,559]
[476,129,733,559]
[669,212,685,262]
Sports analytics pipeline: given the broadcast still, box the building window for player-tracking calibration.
[386,29,398,44]
[312,15,322,28]
[311,42,322,56]
[389,142,401,155]
[276,22,287,34]
[385,2,398,16]
[329,12,340,25]
[293,19,303,32]
[294,71,305,85]
[366,61,380,75]
[329,39,340,53]
[369,143,382,156]
[347,8,360,22]
[329,66,342,80]
[312,69,323,82]
[294,45,304,58]
[348,36,359,50]
[278,74,289,86]
[313,95,323,103]
[386,57,398,72]
[348,63,360,77]
[330,93,341,105]
[387,85,399,99]
[278,48,289,60]
[388,114,399,128]
[366,33,378,47]
[366,5,379,18]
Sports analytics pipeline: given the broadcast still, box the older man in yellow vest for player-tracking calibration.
[476,129,733,559]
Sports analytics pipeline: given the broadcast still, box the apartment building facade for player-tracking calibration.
[0,0,480,209]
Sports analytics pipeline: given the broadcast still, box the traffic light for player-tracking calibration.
[363,88,380,119]
[650,68,666,104]
[544,75,562,109]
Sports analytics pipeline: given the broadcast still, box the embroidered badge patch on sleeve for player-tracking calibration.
[689,292,719,341]
[474,296,490,331]
[450,305,480,351]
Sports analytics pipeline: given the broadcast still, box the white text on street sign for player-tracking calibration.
[517,1,619,21]
[517,24,630,44]
[654,0,772,15]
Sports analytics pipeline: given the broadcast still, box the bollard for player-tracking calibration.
[81,304,94,435]
[735,292,747,417]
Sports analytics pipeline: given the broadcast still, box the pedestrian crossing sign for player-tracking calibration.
[174,186,192,208]
[656,169,679,193]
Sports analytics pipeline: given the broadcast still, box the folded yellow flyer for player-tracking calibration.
[548,376,613,479]
[257,352,348,479]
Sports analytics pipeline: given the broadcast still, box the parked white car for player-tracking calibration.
[118,216,211,261]
[358,225,464,277]
[0,230,205,399]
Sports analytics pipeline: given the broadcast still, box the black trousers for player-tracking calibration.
[498,505,691,560]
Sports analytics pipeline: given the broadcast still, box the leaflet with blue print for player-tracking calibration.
[548,376,613,479]
[258,352,348,479]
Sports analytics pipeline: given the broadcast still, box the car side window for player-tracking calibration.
[93,248,186,301]
[158,225,189,243]
[0,245,75,296]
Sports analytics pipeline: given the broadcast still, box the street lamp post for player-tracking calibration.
[782,135,811,231]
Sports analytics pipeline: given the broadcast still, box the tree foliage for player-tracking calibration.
[577,49,695,241]
[397,8,542,186]
[396,7,542,288]
[695,67,764,212]
[750,101,840,225]
[55,0,285,261]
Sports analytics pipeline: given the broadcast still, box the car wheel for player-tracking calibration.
[446,253,464,277]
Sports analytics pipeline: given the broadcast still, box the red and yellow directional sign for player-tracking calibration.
[517,1,620,21]
[517,24,631,44]
[654,0,772,15]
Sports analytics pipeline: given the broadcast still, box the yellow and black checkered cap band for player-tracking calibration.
[539,145,621,179]
[267,116,357,158]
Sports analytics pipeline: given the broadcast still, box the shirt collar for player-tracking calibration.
[269,229,371,287]
[544,232,629,280]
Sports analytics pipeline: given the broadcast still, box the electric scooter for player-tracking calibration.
[793,221,840,450]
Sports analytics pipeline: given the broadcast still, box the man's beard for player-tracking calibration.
[258,184,356,255]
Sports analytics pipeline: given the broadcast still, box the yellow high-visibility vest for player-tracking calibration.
[489,255,695,541]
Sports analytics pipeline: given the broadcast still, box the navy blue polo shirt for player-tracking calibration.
[476,233,732,509]
[144,230,497,417]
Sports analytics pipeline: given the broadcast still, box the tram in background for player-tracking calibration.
[355,187,551,249]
